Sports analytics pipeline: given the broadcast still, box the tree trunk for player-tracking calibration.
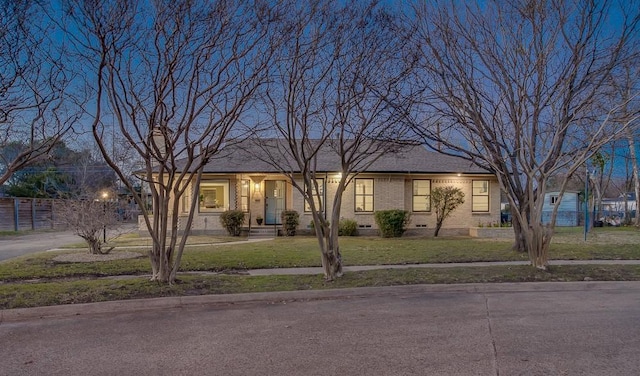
[88,237,102,254]
[627,131,640,227]
[321,179,346,281]
[512,198,553,267]
[321,233,342,281]
[433,221,443,237]
[510,210,527,253]
[150,241,174,283]
[524,222,553,269]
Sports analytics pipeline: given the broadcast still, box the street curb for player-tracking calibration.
[246,259,640,275]
[2,281,637,323]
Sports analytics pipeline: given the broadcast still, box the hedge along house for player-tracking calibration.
[146,140,501,236]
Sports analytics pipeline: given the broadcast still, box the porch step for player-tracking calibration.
[247,226,279,239]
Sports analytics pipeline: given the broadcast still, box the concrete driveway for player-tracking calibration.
[2,282,639,375]
[0,230,82,261]
[0,224,138,262]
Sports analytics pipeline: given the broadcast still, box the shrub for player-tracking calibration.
[220,210,245,236]
[309,219,330,236]
[431,186,465,237]
[280,210,300,236]
[338,219,358,236]
[374,210,410,238]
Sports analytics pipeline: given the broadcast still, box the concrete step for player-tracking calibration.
[246,226,279,239]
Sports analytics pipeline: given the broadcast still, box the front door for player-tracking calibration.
[265,180,286,225]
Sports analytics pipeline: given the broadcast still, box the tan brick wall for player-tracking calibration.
[145,172,501,234]
[404,176,501,230]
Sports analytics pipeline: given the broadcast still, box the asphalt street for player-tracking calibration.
[2,282,639,375]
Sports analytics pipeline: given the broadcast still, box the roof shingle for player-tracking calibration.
[195,139,490,175]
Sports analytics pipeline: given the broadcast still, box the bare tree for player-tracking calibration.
[0,1,77,186]
[431,186,465,237]
[408,0,640,268]
[57,196,119,254]
[65,0,274,283]
[616,65,640,226]
[589,149,616,221]
[251,0,412,280]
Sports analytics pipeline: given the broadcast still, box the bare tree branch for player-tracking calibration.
[249,0,413,280]
[66,0,274,283]
[0,1,77,186]
[407,0,640,267]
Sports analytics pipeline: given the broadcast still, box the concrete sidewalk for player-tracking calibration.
[245,259,640,275]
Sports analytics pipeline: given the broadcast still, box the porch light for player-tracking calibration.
[457,173,462,177]
[254,183,260,192]
[100,191,109,243]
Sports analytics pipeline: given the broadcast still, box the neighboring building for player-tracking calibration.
[601,192,637,220]
[144,140,501,236]
[542,191,581,227]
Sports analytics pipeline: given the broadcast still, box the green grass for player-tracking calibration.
[1,226,639,310]
[0,229,63,237]
[2,264,640,309]
[60,233,239,249]
[2,229,640,282]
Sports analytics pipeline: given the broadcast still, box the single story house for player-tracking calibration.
[143,140,501,236]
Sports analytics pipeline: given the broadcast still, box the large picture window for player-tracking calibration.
[199,180,229,213]
[355,179,374,212]
[304,178,324,212]
[412,180,431,212]
[472,180,490,212]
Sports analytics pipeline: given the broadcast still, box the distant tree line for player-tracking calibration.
[1,140,116,198]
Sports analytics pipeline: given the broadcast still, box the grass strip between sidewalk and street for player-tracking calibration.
[2,264,640,309]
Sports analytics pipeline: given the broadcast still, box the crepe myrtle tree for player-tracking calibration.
[56,192,119,255]
[406,0,640,268]
[65,0,275,283]
[249,0,414,281]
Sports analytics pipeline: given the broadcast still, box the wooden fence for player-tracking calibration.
[0,198,70,231]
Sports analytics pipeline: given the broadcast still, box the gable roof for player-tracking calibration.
[194,139,491,175]
[603,192,637,202]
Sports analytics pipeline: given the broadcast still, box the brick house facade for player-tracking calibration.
[143,140,500,236]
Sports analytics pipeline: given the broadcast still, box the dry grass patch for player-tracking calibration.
[52,251,144,263]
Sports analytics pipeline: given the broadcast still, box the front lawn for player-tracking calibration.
[2,228,640,282]
[1,226,638,309]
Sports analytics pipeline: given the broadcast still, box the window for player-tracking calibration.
[240,180,250,212]
[412,180,431,212]
[550,195,559,205]
[304,178,324,212]
[199,180,229,212]
[472,180,489,212]
[355,179,374,212]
